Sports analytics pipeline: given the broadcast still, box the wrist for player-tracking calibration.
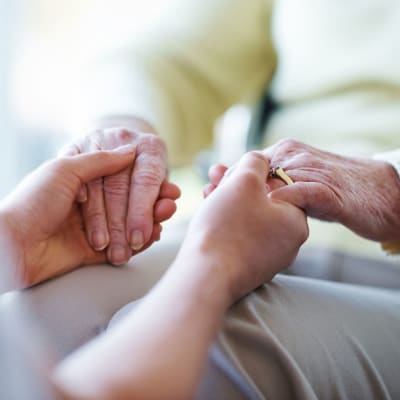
[372,150,400,244]
[172,233,243,308]
[378,161,400,241]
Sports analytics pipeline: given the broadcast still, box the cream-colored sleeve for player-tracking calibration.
[76,0,276,165]
[373,149,400,255]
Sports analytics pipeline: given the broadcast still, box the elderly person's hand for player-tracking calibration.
[205,139,400,244]
[0,146,179,289]
[185,152,308,302]
[261,139,400,243]
[53,152,308,400]
[60,120,176,265]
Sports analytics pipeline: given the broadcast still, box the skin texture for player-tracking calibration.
[192,151,309,301]
[209,139,400,243]
[60,117,171,265]
[54,152,308,400]
[0,145,179,289]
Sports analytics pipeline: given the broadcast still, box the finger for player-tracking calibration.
[67,145,136,184]
[131,224,163,257]
[267,177,287,191]
[159,181,181,200]
[208,164,228,186]
[68,145,136,252]
[228,152,270,183]
[154,198,177,223]
[153,223,162,241]
[127,137,167,251]
[57,143,80,158]
[77,186,88,203]
[268,182,336,220]
[82,139,109,251]
[261,143,276,161]
[203,183,216,198]
[80,140,108,252]
[82,177,109,251]
[58,143,87,202]
[104,165,134,265]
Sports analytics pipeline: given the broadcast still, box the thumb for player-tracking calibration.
[268,182,319,213]
[234,151,270,181]
[66,144,136,184]
[222,152,270,185]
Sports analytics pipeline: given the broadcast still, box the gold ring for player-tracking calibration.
[269,166,294,185]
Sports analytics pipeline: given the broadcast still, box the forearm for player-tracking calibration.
[54,243,233,400]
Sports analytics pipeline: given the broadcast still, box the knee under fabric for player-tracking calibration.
[108,274,400,400]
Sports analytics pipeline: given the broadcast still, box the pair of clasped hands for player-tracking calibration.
[3,123,399,295]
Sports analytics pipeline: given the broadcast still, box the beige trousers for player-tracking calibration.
[2,227,400,399]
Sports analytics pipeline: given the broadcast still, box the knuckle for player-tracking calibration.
[133,165,164,187]
[129,206,147,220]
[239,170,260,189]
[293,151,312,165]
[85,209,105,224]
[84,129,104,150]
[108,225,126,238]
[139,134,166,154]
[104,177,130,196]
[134,172,162,188]
[275,138,307,159]
[276,138,301,149]
[87,177,103,190]
[115,128,136,143]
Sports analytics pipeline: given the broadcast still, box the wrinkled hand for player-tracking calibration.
[184,152,308,303]
[0,146,178,288]
[60,126,177,265]
[261,139,400,242]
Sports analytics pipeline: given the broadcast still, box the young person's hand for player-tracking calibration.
[183,151,309,303]
[0,146,179,289]
[54,152,307,400]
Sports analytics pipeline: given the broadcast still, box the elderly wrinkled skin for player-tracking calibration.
[207,139,400,243]
[60,123,178,266]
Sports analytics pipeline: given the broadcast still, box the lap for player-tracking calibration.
[0,224,184,356]
[2,230,399,399]
[197,274,400,399]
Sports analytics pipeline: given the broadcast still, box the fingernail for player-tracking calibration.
[113,144,136,155]
[91,231,108,251]
[131,230,144,251]
[109,245,129,265]
[77,186,87,203]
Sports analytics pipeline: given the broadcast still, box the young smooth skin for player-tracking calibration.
[0,145,179,289]
[53,152,308,400]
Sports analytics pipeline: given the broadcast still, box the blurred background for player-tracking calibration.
[0,0,219,216]
[0,0,250,222]
[1,0,397,264]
